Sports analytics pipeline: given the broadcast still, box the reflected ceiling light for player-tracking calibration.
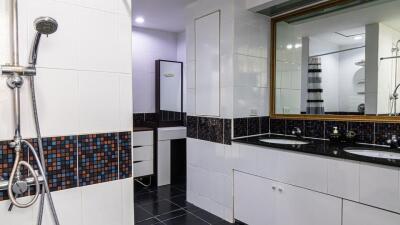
[135,16,145,24]
[286,44,293,49]
[353,35,363,40]
[295,43,302,49]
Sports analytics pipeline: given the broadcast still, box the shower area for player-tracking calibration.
[0,0,134,224]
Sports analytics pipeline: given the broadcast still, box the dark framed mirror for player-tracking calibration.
[156,60,184,127]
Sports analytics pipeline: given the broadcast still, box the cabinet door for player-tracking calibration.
[359,163,400,213]
[234,171,275,225]
[275,182,342,225]
[343,200,400,225]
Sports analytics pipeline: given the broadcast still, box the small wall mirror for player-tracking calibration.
[271,0,400,121]
[156,60,184,126]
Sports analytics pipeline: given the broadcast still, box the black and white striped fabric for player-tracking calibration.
[307,57,325,114]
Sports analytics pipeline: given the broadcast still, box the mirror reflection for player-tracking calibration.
[275,0,400,116]
[157,60,183,122]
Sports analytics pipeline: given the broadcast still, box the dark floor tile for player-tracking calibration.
[155,185,185,199]
[162,213,209,225]
[156,209,187,221]
[135,206,153,222]
[141,200,181,216]
[136,218,164,225]
[172,183,186,192]
[188,207,225,224]
[135,192,159,206]
[169,195,188,208]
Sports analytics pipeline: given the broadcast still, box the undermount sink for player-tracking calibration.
[259,138,309,145]
[344,148,400,160]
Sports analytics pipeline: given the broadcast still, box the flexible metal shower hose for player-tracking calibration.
[29,76,61,225]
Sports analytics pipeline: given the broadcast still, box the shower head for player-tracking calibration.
[34,17,58,35]
[29,17,58,66]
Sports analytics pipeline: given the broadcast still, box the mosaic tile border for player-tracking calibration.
[0,131,132,202]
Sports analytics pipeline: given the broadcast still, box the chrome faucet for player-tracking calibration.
[292,127,302,138]
[386,135,399,149]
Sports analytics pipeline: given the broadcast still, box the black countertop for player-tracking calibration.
[233,134,400,168]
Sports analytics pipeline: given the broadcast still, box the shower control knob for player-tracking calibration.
[12,181,28,195]
[6,75,24,89]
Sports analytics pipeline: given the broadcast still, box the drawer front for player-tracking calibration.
[133,160,153,178]
[133,146,153,161]
[133,131,153,146]
[343,200,400,225]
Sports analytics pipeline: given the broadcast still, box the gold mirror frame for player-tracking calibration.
[270,0,400,123]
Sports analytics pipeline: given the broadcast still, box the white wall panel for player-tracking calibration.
[195,11,221,116]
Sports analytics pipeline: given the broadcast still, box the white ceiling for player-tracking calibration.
[312,27,366,47]
[132,0,196,33]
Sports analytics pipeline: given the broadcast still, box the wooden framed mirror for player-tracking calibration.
[270,0,400,122]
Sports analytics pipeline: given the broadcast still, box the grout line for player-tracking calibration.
[76,135,80,187]
[117,132,120,180]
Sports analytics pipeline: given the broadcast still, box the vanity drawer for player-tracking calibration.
[133,160,153,178]
[133,131,153,146]
[133,146,153,161]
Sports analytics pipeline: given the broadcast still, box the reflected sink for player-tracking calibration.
[259,138,309,145]
[344,148,400,160]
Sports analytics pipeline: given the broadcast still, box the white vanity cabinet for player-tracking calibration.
[234,171,341,225]
[132,130,154,178]
[343,200,400,225]
[233,143,400,224]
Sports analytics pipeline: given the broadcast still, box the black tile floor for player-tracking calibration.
[135,183,245,225]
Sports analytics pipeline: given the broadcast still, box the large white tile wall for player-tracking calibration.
[0,0,133,141]
[132,27,178,113]
[187,138,234,222]
[0,178,134,225]
[0,0,133,224]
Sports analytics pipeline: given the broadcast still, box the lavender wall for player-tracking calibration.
[132,27,185,113]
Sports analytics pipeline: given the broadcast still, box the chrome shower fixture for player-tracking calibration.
[29,17,58,66]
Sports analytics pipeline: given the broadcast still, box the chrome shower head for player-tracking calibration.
[34,17,58,35]
[29,17,58,66]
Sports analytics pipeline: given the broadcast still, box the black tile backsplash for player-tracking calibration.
[375,123,400,145]
[224,119,232,145]
[348,122,375,144]
[305,120,325,139]
[133,113,158,128]
[248,117,260,136]
[260,116,270,134]
[198,117,224,143]
[286,119,304,136]
[234,118,247,138]
[325,121,348,139]
[186,116,232,145]
[270,119,286,134]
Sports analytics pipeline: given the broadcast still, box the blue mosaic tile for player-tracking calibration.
[78,133,118,186]
[119,132,132,179]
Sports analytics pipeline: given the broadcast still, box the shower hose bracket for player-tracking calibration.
[1,65,36,76]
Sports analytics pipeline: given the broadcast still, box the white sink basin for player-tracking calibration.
[259,138,309,145]
[344,148,400,160]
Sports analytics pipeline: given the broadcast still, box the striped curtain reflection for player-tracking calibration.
[307,57,325,114]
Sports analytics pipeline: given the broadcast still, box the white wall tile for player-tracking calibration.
[0,197,34,225]
[78,71,120,134]
[121,178,134,225]
[35,68,79,137]
[36,187,83,225]
[82,181,123,225]
[119,74,133,131]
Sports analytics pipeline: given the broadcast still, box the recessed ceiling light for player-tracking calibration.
[353,35,363,40]
[135,16,145,24]
[295,43,302,49]
[286,44,293,49]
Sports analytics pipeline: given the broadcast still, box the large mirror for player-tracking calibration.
[156,60,184,125]
[272,0,400,120]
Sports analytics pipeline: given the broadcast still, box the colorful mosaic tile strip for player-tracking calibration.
[78,133,119,186]
[119,132,132,179]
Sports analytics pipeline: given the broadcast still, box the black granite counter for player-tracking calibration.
[233,134,400,168]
